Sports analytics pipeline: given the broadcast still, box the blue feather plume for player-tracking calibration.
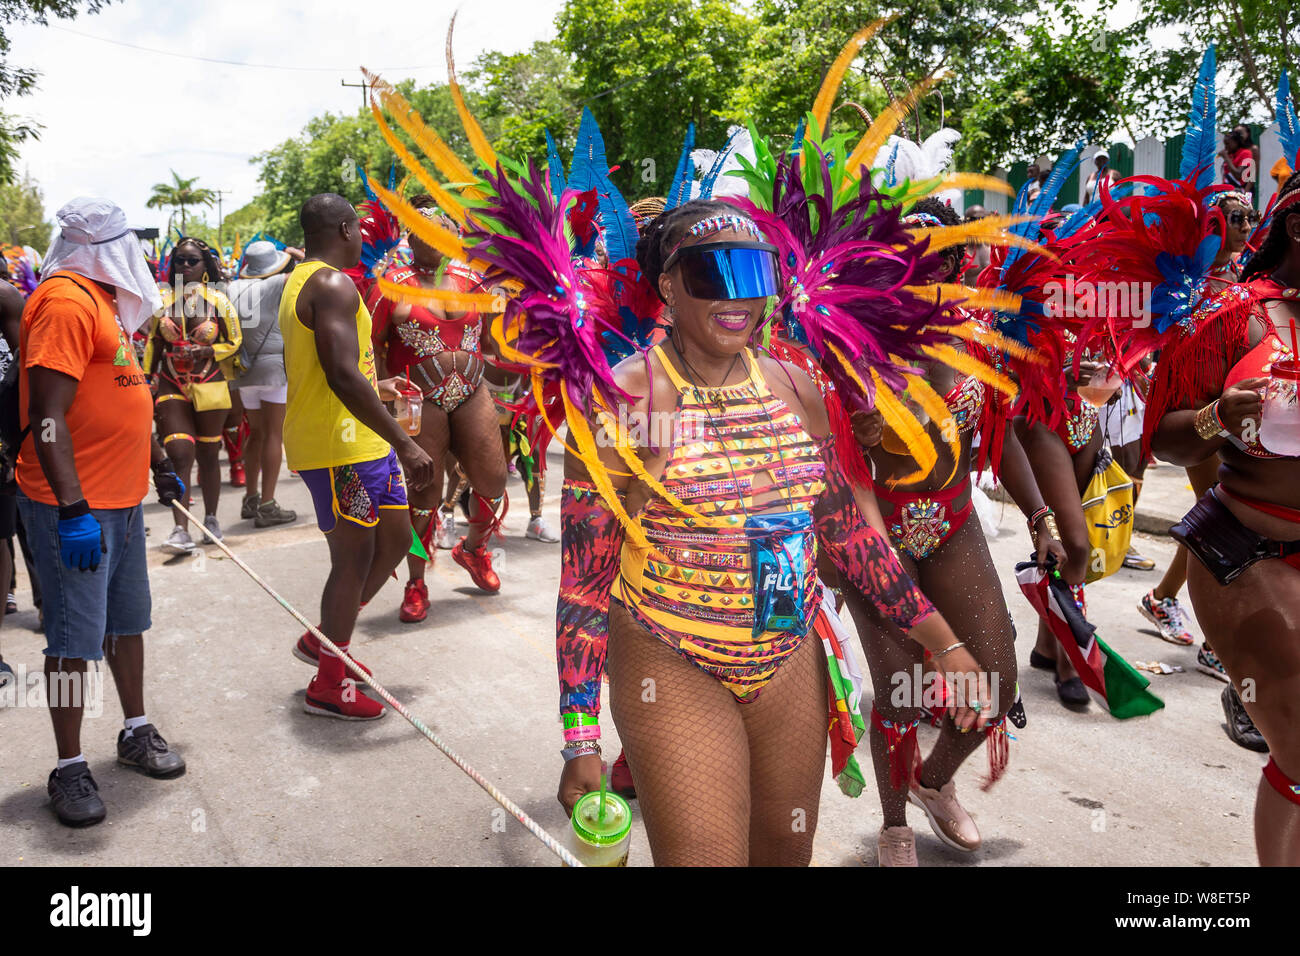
[567,108,637,263]
[1279,69,1300,169]
[1002,141,1085,275]
[545,128,566,200]
[1179,45,1217,190]
[665,123,696,209]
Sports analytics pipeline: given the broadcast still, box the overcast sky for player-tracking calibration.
[7,0,568,233]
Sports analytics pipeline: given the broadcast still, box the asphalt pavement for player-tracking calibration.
[0,452,1261,866]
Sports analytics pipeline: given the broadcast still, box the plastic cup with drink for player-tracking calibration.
[566,771,632,867]
[1077,363,1123,407]
[1259,360,1300,457]
[393,371,424,436]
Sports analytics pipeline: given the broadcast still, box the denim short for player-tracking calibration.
[298,449,407,533]
[16,494,152,661]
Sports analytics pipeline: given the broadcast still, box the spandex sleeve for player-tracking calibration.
[557,478,625,720]
[813,444,936,631]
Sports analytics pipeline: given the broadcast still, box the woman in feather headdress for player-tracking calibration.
[1146,170,1300,865]
[847,196,1066,863]
[551,197,990,865]
[365,194,509,622]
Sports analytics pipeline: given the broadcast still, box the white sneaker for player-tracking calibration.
[525,515,559,543]
[161,526,196,554]
[201,515,223,542]
[436,507,458,550]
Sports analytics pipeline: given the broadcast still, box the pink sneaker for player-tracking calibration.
[877,825,918,867]
[908,777,981,852]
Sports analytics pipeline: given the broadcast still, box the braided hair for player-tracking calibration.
[635,198,744,304]
[908,197,964,281]
[167,237,226,284]
[1241,172,1300,283]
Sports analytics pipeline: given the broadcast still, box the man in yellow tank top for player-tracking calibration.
[280,193,435,720]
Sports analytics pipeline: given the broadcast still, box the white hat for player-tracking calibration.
[41,197,162,334]
[240,240,292,279]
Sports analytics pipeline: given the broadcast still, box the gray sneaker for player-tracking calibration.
[48,761,107,827]
[201,514,223,543]
[240,493,261,520]
[161,525,196,554]
[116,723,186,778]
[254,498,297,528]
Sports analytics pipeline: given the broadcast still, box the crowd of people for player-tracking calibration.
[1,22,1296,869]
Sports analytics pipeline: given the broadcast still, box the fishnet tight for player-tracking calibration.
[844,517,1018,827]
[606,602,828,866]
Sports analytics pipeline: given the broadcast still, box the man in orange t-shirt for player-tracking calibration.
[15,198,187,828]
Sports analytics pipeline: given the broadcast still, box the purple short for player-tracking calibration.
[299,449,407,533]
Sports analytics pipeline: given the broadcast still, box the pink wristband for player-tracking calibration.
[563,724,602,743]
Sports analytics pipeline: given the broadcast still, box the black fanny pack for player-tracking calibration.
[1170,489,1300,586]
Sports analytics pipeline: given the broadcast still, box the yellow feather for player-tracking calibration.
[374,277,501,312]
[367,179,468,264]
[809,18,894,138]
[368,101,469,226]
[492,312,556,371]
[363,69,483,199]
[901,372,960,486]
[936,172,1015,197]
[869,374,936,487]
[907,214,1048,256]
[561,389,655,555]
[446,15,497,170]
[594,409,705,521]
[841,71,950,187]
[947,319,1047,365]
[903,283,1022,314]
[922,343,1019,398]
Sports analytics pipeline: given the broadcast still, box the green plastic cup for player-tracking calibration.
[567,791,632,867]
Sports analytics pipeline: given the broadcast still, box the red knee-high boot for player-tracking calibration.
[451,490,507,593]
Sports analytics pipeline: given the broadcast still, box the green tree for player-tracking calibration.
[249,81,490,245]
[735,0,1155,173]
[0,0,116,183]
[1127,0,1297,133]
[469,40,580,161]
[557,0,756,199]
[0,167,50,247]
[146,170,216,234]
[959,4,1148,170]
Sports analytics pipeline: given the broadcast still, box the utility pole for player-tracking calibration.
[214,189,232,249]
[341,78,372,111]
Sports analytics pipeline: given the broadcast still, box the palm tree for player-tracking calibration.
[145,171,216,234]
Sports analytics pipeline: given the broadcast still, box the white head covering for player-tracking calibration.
[41,197,163,334]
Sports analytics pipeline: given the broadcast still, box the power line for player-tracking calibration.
[48,25,442,73]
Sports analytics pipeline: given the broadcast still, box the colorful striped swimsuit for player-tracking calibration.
[613,345,827,700]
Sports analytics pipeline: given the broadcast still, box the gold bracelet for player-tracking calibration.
[1043,513,1060,542]
[1193,401,1227,440]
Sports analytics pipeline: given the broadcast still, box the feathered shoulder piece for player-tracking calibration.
[1060,174,1226,381]
[344,166,407,297]
[1140,277,1275,456]
[362,17,692,550]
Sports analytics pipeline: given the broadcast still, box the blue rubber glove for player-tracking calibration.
[57,506,102,572]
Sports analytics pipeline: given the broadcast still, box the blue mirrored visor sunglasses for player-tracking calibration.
[663,241,780,301]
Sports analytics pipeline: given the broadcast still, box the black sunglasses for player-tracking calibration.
[174,256,204,267]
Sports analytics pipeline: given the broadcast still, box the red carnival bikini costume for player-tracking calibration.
[367,258,507,594]
[1150,277,1300,806]
[368,260,485,412]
